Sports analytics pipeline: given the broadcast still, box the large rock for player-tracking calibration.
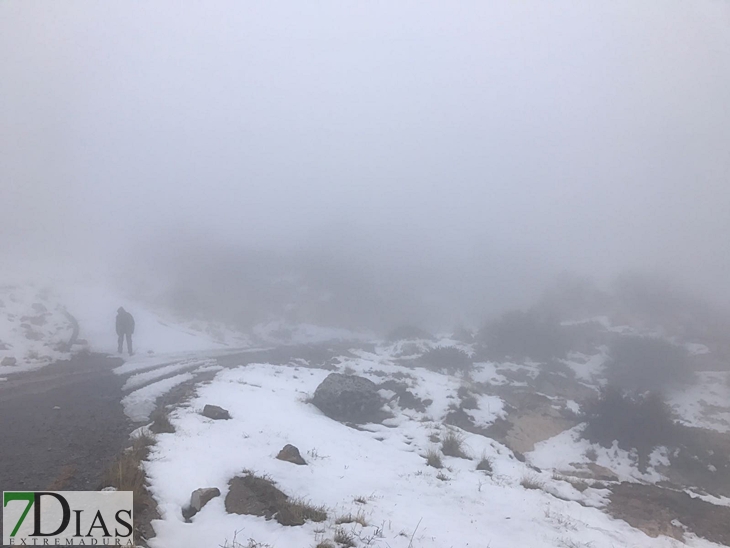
[311,373,385,424]
[1,357,17,366]
[276,444,307,465]
[201,404,230,420]
[225,475,288,519]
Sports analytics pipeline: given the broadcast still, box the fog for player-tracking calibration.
[2,1,729,330]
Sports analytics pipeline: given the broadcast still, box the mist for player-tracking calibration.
[2,0,730,331]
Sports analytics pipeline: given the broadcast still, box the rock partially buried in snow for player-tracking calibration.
[312,373,386,424]
[276,444,307,465]
[201,404,230,420]
[1,357,17,366]
[191,487,221,511]
[182,487,221,520]
[225,475,288,519]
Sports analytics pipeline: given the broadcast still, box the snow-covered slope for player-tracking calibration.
[143,349,727,548]
[0,284,75,374]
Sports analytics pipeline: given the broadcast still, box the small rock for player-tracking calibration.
[201,404,231,420]
[276,444,307,465]
[53,406,61,410]
[1,357,17,366]
[191,487,220,512]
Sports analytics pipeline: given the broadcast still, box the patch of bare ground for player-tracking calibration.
[608,482,730,545]
[662,427,730,498]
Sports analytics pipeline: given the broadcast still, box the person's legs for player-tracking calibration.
[126,333,133,355]
[118,334,124,353]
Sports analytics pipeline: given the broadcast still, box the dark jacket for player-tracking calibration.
[116,309,135,336]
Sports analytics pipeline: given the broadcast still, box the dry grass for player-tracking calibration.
[476,454,493,473]
[150,408,175,434]
[436,471,450,481]
[333,527,356,547]
[557,539,594,548]
[276,498,327,526]
[335,510,368,526]
[47,464,76,490]
[101,433,155,512]
[441,430,469,459]
[315,542,335,548]
[353,496,368,504]
[220,532,273,548]
[424,449,443,468]
[520,473,546,491]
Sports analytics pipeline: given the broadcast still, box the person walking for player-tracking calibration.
[116,307,135,355]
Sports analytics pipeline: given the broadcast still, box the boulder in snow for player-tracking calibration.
[225,475,288,519]
[1,357,17,366]
[201,404,230,420]
[276,444,307,465]
[311,373,385,424]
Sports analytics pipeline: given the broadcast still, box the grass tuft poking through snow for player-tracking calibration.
[424,448,443,468]
[521,473,547,491]
[335,510,368,526]
[333,527,356,547]
[441,429,469,459]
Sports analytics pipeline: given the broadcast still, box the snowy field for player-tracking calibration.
[144,360,724,548]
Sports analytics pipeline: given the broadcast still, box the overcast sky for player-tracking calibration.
[1,1,729,312]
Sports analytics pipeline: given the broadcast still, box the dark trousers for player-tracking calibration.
[118,333,133,355]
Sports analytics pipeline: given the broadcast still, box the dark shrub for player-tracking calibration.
[606,336,692,391]
[420,346,473,372]
[582,387,676,471]
[386,325,434,341]
[478,310,569,361]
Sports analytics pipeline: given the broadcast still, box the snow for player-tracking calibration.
[667,371,730,433]
[0,284,75,374]
[121,373,195,422]
[145,363,724,548]
[57,282,245,357]
[123,359,218,391]
[563,351,607,383]
[529,426,669,484]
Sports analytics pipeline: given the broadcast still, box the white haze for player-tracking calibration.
[1,0,729,329]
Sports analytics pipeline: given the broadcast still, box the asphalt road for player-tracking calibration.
[0,353,129,494]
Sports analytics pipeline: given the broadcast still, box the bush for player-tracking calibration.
[605,336,692,391]
[582,387,676,470]
[478,310,569,361]
[420,346,473,372]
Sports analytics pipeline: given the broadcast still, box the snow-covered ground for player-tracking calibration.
[144,360,723,548]
[0,284,75,374]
